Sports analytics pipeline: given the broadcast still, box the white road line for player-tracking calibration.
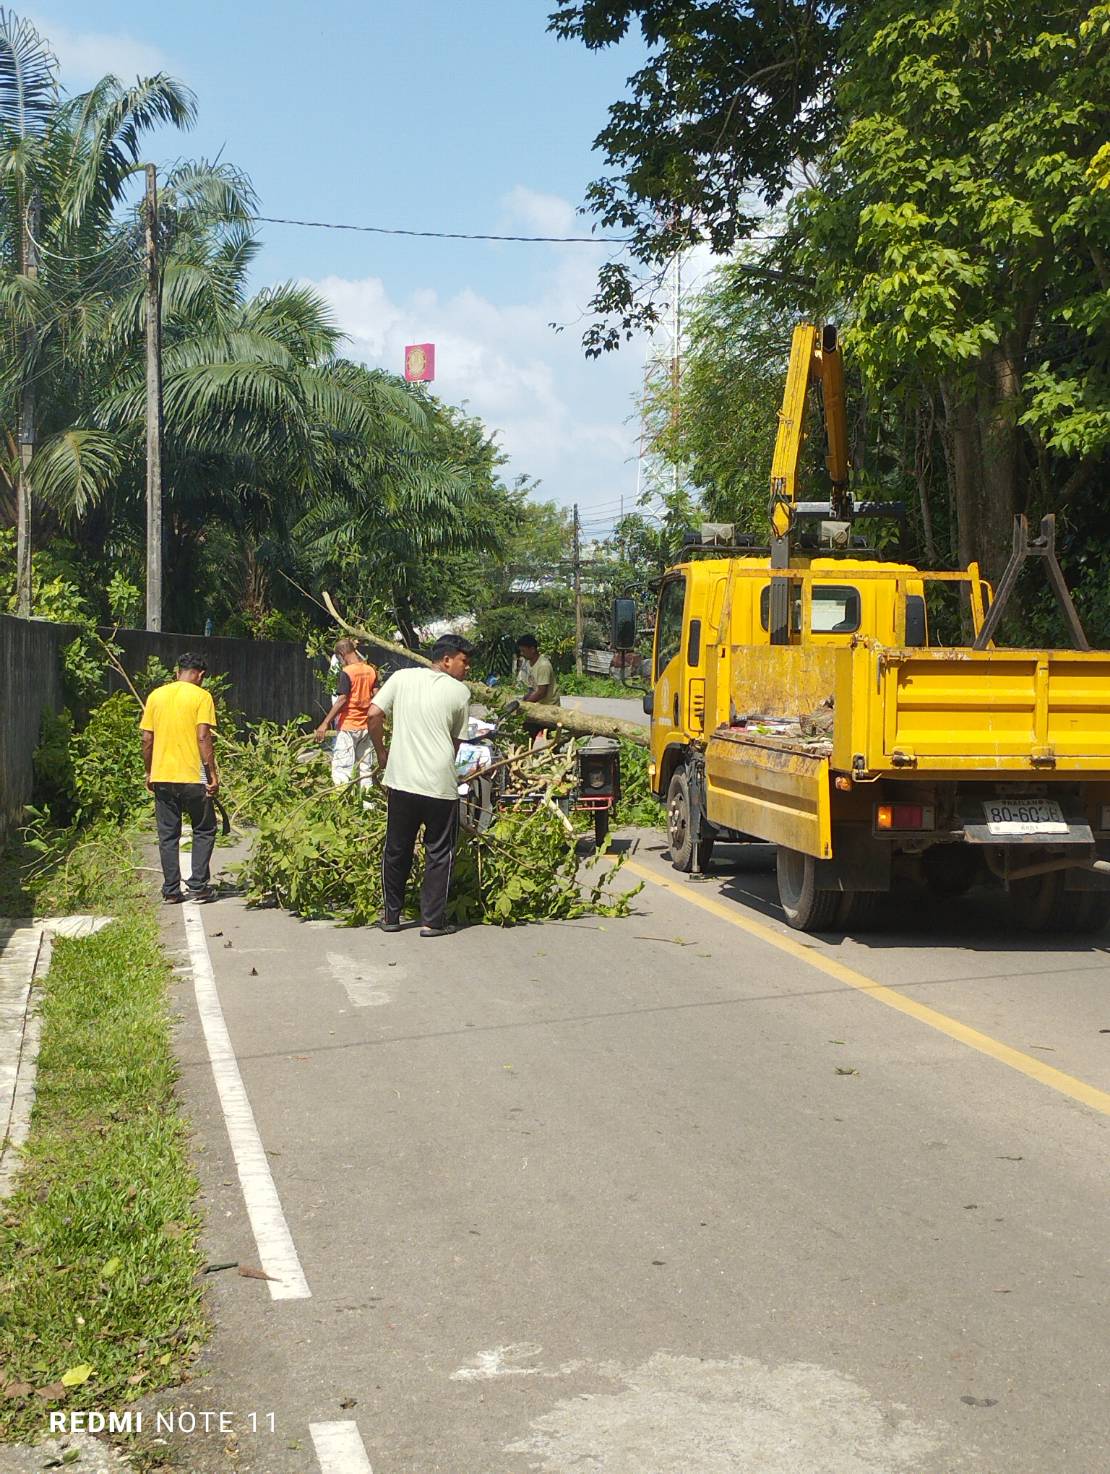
[181,905,311,1301]
[310,1420,374,1473]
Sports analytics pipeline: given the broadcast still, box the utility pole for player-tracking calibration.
[573,502,583,675]
[15,194,40,618]
[144,164,164,631]
[670,250,682,500]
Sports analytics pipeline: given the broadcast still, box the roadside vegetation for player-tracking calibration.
[0,837,206,1443]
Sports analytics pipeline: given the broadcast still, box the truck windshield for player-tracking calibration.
[759,584,860,635]
[810,585,861,633]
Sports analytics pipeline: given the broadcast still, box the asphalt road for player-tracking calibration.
[559,694,650,726]
[156,832,1109,1474]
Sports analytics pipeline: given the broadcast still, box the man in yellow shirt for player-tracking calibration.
[139,653,220,903]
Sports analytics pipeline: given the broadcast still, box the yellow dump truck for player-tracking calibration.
[641,326,1110,932]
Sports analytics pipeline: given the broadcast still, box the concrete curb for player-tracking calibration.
[0,915,113,1198]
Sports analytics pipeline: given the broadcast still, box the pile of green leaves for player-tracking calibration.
[223,721,639,926]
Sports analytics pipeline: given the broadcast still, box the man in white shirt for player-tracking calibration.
[367,635,473,937]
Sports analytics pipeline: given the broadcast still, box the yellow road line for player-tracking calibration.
[625,858,1110,1118]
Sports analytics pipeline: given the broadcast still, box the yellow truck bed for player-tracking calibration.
[707,643,1110,861]
[833,644,1110,772]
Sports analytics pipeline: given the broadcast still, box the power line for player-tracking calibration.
[252,214,632,245]
[23,219,133,265]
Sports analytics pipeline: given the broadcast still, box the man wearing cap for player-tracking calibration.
[367,634,472,937]
[140,652,220,903]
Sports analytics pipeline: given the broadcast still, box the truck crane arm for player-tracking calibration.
[768,323,850,545]
[768,323,851,645]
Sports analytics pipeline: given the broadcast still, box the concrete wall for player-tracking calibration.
[0,616,66,848]
[105,629,329,728]
[1,621,367,848]
[0,619,431,846]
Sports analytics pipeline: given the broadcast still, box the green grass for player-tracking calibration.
[0,838,207,1442]
[558,672,649,698]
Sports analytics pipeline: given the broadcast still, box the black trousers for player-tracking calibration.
[382,788,459,929]
[153,782,217,897]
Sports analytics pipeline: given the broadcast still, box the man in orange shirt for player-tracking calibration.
[315,638,379,787]
[140,652,220,903]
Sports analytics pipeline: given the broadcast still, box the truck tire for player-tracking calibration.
[1056,889,1110,933]
[667,768,715,873]
[1011,871,1110,934]
[776,847,842,931]
[838,890,882,931]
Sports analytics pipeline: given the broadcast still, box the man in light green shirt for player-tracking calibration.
[517,634,559,704]
[517,633,560,742]
[367,636,472,938]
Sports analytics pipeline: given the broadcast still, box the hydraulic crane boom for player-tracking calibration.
[768,323,851,644]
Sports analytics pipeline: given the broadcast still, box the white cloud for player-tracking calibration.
[306,189,648,516]
[29,13,171,86]
[499,185,581,239]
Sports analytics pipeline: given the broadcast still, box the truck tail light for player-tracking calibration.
[876,803,935,831]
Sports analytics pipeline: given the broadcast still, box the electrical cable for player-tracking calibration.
[252,212,788,250]
[23,209,137,266]
[252,214,632,245]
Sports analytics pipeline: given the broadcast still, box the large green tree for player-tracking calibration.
[792,0,1110,578]
[552,0,1110,584]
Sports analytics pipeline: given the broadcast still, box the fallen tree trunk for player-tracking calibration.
[321,591,649,748]
[519,701,648,746]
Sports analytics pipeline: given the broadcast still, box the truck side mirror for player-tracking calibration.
[612,597,637,651]
[642,692,654,717]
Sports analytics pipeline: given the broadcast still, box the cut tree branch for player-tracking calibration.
[321,591,649,747]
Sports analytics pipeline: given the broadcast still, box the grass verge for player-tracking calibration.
[0,831,207,1443]
[558,672,649,698]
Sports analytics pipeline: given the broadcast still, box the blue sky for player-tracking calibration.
[29,1,654,530]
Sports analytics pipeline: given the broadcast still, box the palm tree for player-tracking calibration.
[0,10,527,639]
[0,7,194,608]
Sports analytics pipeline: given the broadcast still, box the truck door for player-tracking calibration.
[653,572,688,745]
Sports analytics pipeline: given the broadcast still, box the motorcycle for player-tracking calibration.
[456,701,622,848]
[456,700,519,834]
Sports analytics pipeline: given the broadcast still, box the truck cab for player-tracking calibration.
[649,552,938,831]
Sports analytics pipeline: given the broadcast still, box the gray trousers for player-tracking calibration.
[153,782,217,897]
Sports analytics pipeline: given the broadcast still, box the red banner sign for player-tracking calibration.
[404,343,435,382]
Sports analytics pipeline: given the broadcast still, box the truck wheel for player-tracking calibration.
[838,890,882,931]
[922,844,979,899]
[1055,889,1110,933]
[666,769,714,873]
[1014,872,1108,931]
[1009,872,1110,933]
[776,847,842,931]
[1008,872,1060,931]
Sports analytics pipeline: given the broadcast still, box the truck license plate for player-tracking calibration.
[982,799,1067,835]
